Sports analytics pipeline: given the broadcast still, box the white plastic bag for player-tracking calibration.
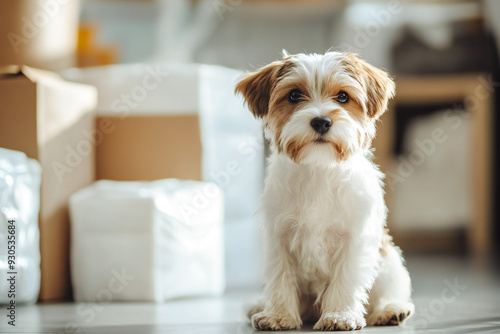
[0,148,41,304]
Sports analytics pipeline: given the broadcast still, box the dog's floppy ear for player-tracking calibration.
[235,61,284,118]
[346,53,395,119]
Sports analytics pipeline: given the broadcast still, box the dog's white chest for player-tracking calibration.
[263,153,386,280]
[286,179,352,278]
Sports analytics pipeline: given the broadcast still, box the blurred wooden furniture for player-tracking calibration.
[373,73,494,260]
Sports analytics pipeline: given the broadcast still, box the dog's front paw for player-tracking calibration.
[313,312,366,331]
[246,300,265,319]
[367,301,414,326]
[251,311,301,331]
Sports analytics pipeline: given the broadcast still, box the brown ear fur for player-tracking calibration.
[235,61,285,118]
[346,53,395,119]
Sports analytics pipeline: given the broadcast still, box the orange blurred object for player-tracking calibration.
[77,24,118,67]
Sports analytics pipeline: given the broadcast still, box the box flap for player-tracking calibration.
[0,65,62,82]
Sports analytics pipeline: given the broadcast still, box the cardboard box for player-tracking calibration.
[60,63,265,219]
[62,63,202,182]
[0,65,97,301]
[0,0,79,71]
[96,115,201,181]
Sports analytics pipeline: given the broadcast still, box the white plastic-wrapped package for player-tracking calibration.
[198,65,265,222]
[0,148,41,304]
[69,179,224,302]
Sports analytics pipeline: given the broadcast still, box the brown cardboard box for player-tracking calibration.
[96,115,202,181]
[0,0,79,71]
[0,65,97,301]
[61,63,203,182]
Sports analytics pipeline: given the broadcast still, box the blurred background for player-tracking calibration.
[0,0,499,332]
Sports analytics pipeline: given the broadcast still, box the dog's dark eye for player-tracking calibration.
[336,91,349,104]
[288,89,303,103]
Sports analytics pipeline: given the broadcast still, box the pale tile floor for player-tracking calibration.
[1,256,500,333]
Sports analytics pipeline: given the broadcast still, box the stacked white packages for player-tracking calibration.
[69,179,224,302]
[61,63,265,287]
[0,148,41,303]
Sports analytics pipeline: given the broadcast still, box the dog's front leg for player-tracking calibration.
[251,247,302,330]
[313,248,370,331]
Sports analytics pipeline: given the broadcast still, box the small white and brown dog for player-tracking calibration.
[235,51,414,331]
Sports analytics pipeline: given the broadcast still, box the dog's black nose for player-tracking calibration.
[310,117,332,135]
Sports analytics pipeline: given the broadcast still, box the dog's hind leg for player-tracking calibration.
[366,235,414,326]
